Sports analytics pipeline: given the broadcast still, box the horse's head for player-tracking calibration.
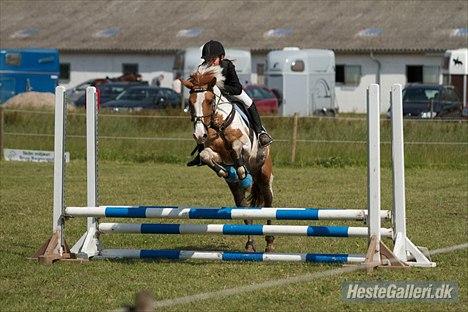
[180,65,225,143]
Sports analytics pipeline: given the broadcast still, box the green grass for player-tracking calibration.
[3,109,468,168]
[0,161,466,311]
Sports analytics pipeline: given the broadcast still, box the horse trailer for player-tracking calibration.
[266,48,336,116]
[0,48,59,103]
[173,47,252,101]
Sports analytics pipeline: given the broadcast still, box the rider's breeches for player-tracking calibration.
[234,90,253,108]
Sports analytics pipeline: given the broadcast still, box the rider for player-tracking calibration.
[187,40,273,166]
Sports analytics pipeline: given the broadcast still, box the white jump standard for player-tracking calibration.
[35,84,435,268]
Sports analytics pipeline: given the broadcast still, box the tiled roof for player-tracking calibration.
[1,0,466,53]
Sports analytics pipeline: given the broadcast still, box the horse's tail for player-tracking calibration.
[248,154,273,208]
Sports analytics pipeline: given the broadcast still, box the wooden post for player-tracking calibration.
[290,113,298,163]
[0,106,4,160]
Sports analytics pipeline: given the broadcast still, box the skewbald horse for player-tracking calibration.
[180,65,275,252]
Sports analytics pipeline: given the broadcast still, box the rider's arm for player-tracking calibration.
[221,60,243,96]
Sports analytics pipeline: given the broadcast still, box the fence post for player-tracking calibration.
[0,106,4,160]
[290,113,298,163]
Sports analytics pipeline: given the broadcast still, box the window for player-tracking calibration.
[403,87,440,102]
[246,87,274,100]
[445,88,460,102]
[256,64,265,85]
[406,65,439,83]
[263,28,293,38]
[93,27,120,38]
[117,88,148,101]
[59,63,70,82]
[5,53,21,66]
[173,51,184,71]
[423,66,439,84]
[122,63,139,75]
[176,28,203,38]
[335,65,361,85]
[356,28,383,38]
[291,60,304,72]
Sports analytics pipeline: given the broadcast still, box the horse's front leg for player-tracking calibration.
[199,148,227,178]
[229,139,249,180]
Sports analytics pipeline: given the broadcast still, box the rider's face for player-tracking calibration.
[208,57,220,66]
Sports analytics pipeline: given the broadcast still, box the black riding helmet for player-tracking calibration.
[201,40,225,60]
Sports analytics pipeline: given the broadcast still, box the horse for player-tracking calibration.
[180,65,275,252]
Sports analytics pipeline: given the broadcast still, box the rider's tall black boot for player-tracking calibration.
[187,144,205,167]
[247,105,273,146]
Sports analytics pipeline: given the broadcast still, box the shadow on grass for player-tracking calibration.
[99,243,280,266]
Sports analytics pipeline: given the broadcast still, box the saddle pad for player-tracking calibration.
[234,104,250,128]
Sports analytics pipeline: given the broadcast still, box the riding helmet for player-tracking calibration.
[201,40,225,60]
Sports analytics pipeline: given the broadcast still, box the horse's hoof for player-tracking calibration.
[245,242,256,252]
[217,170,227,178]
[265,245,275,253]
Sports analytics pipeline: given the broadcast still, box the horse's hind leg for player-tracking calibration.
[227,182,255,252]
[244,219,256,252]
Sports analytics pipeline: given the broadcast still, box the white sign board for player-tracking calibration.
[3,149,70,163]
[445,48,468,75]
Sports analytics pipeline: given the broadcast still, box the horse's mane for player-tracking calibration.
[191,65,225,89]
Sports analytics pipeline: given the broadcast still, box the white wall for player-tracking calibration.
[59,53,175,89]
[335,54,444,113]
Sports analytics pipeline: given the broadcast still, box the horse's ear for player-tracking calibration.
[180,79,194,89]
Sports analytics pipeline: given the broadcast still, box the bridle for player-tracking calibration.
[189,86,232,132]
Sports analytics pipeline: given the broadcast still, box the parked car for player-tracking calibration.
[66,74,147,105]
[73,81,148,107]
[245,85,279,114]
[65,78,110,104]
[388,84,462,118]
[103,86,181,111]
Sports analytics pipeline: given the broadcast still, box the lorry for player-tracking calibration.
[265,48,336,116]
[0,48,59,103]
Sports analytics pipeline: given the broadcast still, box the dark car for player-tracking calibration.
[65,78,116,103]
[391,84,462,118]
[245,85,278,114]
[103,86,181,111]
[73,81,148,107]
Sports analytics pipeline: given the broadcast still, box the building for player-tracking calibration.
[1,0,467,112]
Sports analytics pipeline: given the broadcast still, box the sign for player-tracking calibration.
[3,149,70,163]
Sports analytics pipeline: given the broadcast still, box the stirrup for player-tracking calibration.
[258,131,273,147]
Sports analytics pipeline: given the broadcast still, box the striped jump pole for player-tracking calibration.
[98,223,393,237]
[98,249,366,264]
[65,206,391,221]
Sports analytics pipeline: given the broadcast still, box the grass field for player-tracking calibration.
[4,109,468,167]
[0,160,466,311]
